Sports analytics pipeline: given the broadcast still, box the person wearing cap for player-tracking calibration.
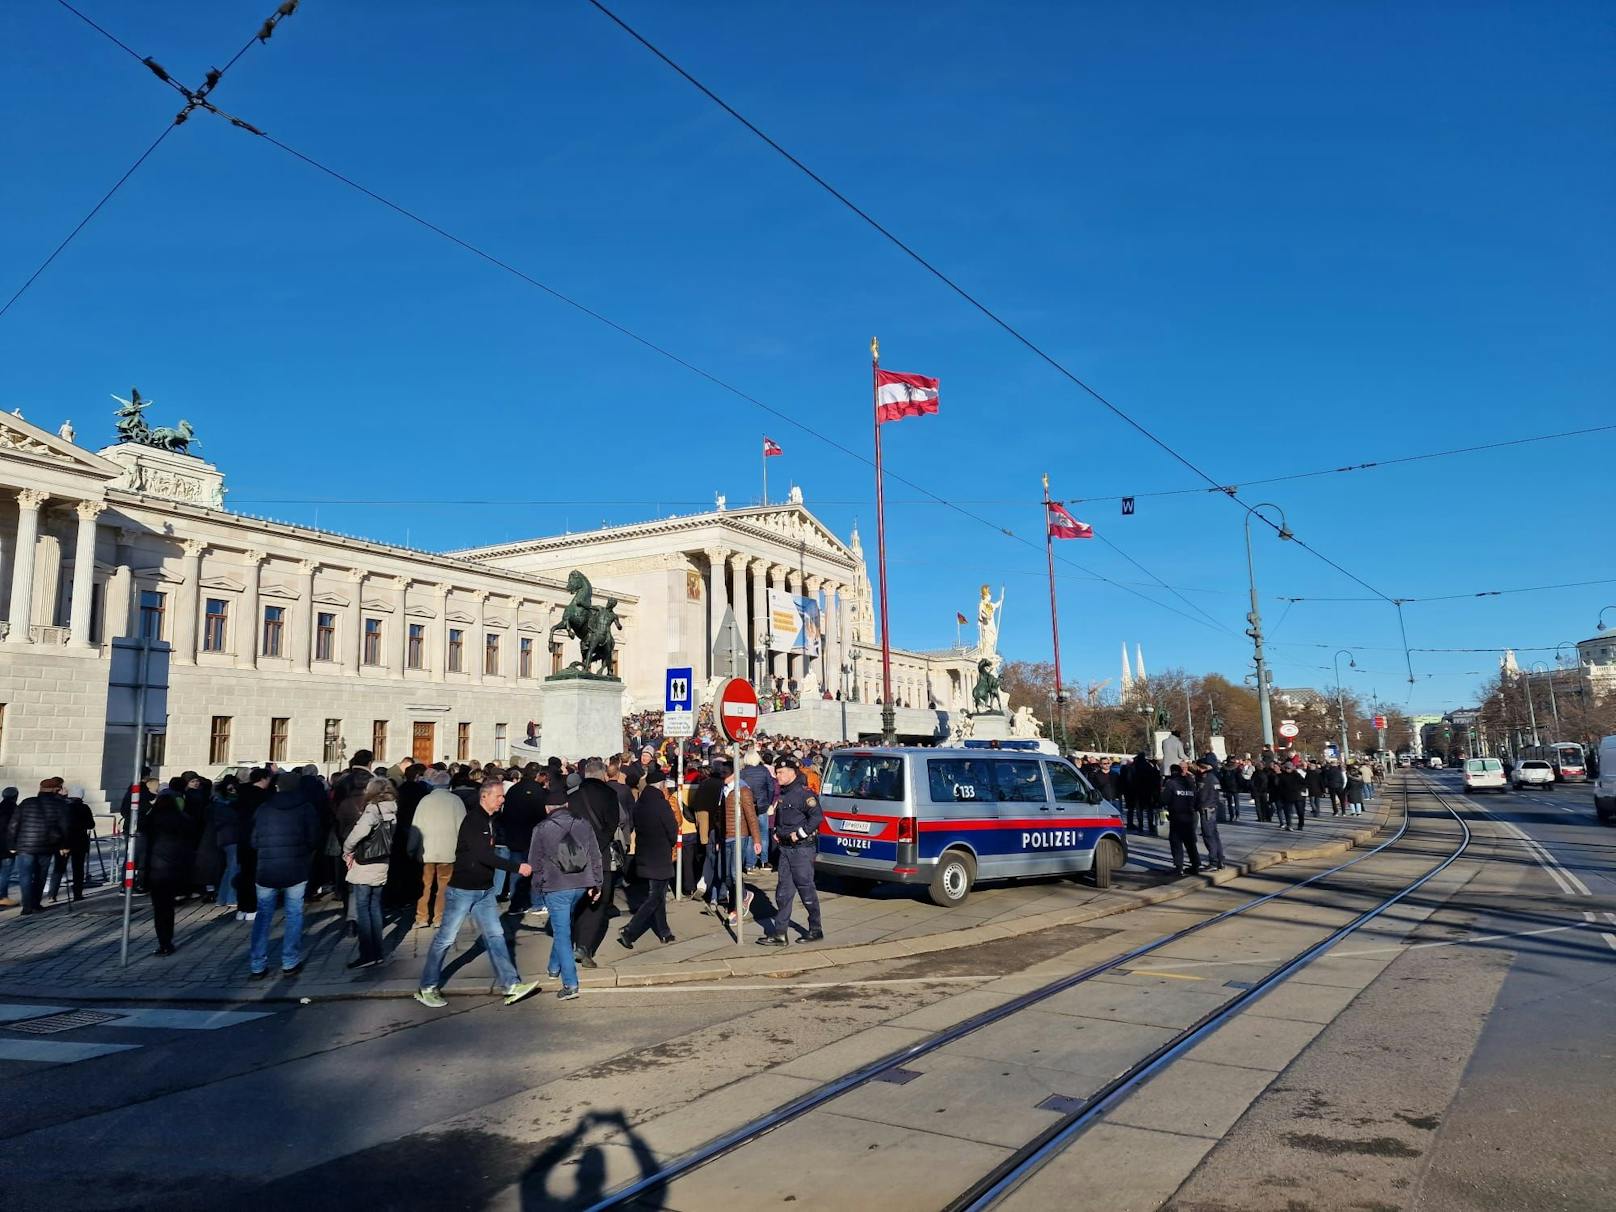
[144,784,201,956]
[247,772,323,978]
[757,756,824,947]
[1193,761,1225,871]
[7,778,70,916]
[46,785,96,904]
[526,774,602,1002]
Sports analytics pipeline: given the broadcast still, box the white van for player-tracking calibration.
[1463,757,1507,794]
[1595,736,1616,824]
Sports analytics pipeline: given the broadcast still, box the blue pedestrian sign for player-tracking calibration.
[665,666,695,737]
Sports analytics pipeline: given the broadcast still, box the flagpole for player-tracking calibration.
[1044,472,1065,751]
[762,439,768,506]
[872,336,896,745]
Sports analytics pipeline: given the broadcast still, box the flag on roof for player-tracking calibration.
[763,436,783,457]
[1048,502,1093,540]
[956,611,969,625]
[875,369,939,423]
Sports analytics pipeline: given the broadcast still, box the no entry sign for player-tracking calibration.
[716,677,760,743]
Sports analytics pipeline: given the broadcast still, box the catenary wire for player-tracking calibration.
[581,0,1403,612]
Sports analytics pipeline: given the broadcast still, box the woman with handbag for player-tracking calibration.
[342,778,400,970]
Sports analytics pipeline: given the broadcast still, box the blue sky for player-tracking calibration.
[3,1,1611,712]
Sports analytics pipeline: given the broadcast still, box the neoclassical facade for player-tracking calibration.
[0,415,616,806]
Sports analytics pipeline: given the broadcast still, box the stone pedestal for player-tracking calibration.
[965,711,1012,742]
[539,676,623,762]
[98,444,226,509]
[1210,735,1228,761]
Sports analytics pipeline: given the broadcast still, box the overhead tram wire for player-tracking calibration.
[583,0,1424,671]
[5,1,303,322]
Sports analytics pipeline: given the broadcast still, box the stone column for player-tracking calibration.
[704,547,729,679]
[395,579,412,675]
[805,575,824,696]
[4,489,46,643]
[239,551,264,670]
[432,584,449,680]
[471,591,487,684]
[347,572,365,674]
[105,564,133,643]
[750,559,769,687]
[68,500,104,648]
[767,565,788,681]
[293,561,317,672]
[784,568,802,683]
[822,582,839,697]
[729,554,751,683]
[173,539,205,664]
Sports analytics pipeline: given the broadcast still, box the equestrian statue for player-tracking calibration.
[549,571,621,679]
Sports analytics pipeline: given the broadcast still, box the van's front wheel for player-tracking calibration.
[1089,836,1123,888]
[928,850,976,907]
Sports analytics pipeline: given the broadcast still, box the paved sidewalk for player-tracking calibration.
[0,797,1393,1004]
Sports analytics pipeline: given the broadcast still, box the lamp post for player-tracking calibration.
[1528,661,1558,733]
[1597,606,1616,633]
[1332,649,1356,763]
[1520,667,1540,748]
[1244,502,1291,750]
[850,648,861,703]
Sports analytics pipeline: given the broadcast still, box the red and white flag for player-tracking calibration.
[955,611,969,625]
[763,437,783,457]
[1048,502,1093,540]
[875,369,940,424]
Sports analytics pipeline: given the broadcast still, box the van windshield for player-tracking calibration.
[1467,759,1502,771]
[824,754,905,801]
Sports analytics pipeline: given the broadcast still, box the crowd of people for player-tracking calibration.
[0,779,100,914]
[4,735,837,1002]
[1068,731,1377,875]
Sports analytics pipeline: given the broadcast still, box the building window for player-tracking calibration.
[316,612,336,662]
[323,718,343,764]
[494,722,508,760]
[362,617,382,665]
[371,720,388,763]
[139,590,165,640]
[269,717,289,763]
[209,716,232,765]
[519,637,533,678]
[262,605,285,658]
[484,632,501,676]
[448,628,464,673]
[407,623,425,669]
[456,722,471,761]
[144,730,166,769]
[203,599,229,653]
[551,645,564,675]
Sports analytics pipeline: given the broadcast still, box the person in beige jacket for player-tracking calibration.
[412,781,464,928]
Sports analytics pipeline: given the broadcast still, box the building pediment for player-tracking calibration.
[446,609,476,624]
[0,415,123,480]
[261,581,299,602]
[312,590,351,608]
[200,574,247,594]
[485,614,512,629]
[132,566,185,585]
[359,596,396,613]
[405,604,438,620]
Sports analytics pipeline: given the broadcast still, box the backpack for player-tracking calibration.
[553,820,589,875]
[353,813,395,864]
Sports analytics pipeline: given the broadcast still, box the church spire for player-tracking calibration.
[1135,643,1147,682]
[1121,642,1134,693]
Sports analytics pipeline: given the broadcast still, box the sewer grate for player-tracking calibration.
[1036,1094,1089,1115]
[6,1009,123,1035]
[871,1067,923,1085]
[1223,980,1258,990]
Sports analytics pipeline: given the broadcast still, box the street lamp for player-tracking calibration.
[1598,606,1616,632]
[1244,502,1291,750]
[1332,649,1356,763]
[850,648,861,703]
[1520,665,1540,747]
[1528,660,1558,733]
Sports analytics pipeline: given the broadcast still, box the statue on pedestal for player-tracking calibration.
[548,571,622,680]
[971,658,1004,715]
[976,583,1005,672]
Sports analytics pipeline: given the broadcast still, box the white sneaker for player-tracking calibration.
[695,878,707,896]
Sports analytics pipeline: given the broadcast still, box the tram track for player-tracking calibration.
[587,773,1473,1211]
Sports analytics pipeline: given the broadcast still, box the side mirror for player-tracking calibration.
[1085,788,1102,805]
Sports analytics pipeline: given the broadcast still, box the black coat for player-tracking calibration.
[630,789,679,880]
[0,794,16,852]
[8,793,67,855]
[569,778,624,859]
[234,783,268,854]
[143,797,201,883]
[500,780,545,852]
[251,790,323,888]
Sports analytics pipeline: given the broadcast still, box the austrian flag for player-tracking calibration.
[763,437,783,457]
[1048,502,1093,540]
[875,369,940,423]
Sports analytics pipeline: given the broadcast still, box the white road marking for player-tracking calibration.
[1472,806,1591,895]
[88,1008,271,1030]
[1589,911,1616,953]
[600,975,995,995]
[0,1040,140,1065]
[0,1005,71,1024]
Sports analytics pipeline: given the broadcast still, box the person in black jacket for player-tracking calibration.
[8,779,69,915]
[0,787,17,908]
[499,767,545,917]
[247,773,323,977]
[617,771,678,948]
[233,768,271,919]
[1194,761,1225,870]
[1277,764,1307,832]
[1126,754,1161,836]
[47,788,95,903]
[1304,761,1328,818]
[144,790,201,955]
[1162,766,1201,875]
[415,778,535,1008]
[569,760,626,967]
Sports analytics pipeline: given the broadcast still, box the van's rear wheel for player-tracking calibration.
[928,850,975,907]
[1089,836,1123,889]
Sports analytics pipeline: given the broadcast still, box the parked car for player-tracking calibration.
[1511,759,1555,790]
[1595,736,1616,824]
[1463,757,1507,794]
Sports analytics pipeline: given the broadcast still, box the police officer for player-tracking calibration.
[758,756,823,946]
[1162,764,1201,875]
[1193,761,1225,870]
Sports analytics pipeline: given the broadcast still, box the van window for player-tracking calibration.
[993,760,1048,803]
[927,758,996,803]
[1045,762,1090,804]
[824,754,905,801]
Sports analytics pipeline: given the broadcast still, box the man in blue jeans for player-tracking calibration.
[416,779,537,1008]
[248,773,322,978]
[529,773,604,1000]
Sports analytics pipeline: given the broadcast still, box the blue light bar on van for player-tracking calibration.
[961,739,1043,750]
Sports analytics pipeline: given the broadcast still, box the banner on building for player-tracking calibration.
[767,588,822,655]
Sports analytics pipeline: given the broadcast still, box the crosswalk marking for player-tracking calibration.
[0,1005,70,1024]
[0,1040,140,1065]
[93,1008,270,1030]
[0,1004,274,1069]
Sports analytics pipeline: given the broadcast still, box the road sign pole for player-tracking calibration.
[734,738,743,949]
[119,637,150,969]
[674,744,684,900]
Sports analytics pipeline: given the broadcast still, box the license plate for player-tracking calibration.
[838,818,873,834]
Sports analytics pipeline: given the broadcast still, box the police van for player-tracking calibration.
[815,744,1128,907]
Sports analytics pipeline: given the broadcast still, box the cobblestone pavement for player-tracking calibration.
[0,797,1391,1004]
